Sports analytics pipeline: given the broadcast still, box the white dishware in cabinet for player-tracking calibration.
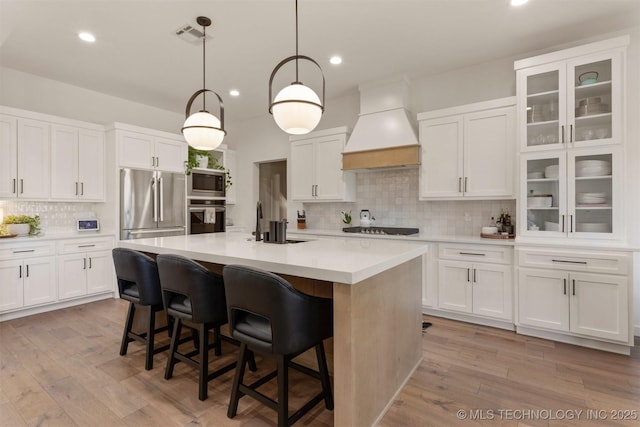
[515,37,626,152]
[520,146,622,240]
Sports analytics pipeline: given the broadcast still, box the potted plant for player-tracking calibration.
[340,210,352,226]
[184,146,233,189]
[2,214,41,236]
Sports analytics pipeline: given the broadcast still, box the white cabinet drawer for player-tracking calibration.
[517,247,629,275]
[439,243,512,265]
[57,237,114,254]
[0,241,56,260]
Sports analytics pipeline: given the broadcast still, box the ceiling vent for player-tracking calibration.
[174,23,212,45]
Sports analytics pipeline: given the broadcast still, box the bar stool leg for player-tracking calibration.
[277,355,289,427]
[213,325,222,356]
[315,342,334,410]
[145,306,156,370]
[227,343,249,418]
[198,324,209,401]
[120,302,136,356]
[165,319,182,380]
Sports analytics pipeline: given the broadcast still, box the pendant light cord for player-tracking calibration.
[202,24,207,111]
[295,0,299,82]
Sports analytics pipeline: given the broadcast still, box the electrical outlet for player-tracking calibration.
[464,212,471,222]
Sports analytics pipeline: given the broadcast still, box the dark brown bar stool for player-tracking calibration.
[156,254,254,401]
[111,248,170,370]
[222,265,334,427]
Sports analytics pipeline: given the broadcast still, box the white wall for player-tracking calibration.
[0,66,184,132]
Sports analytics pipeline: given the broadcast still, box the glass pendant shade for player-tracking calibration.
[272,83,322,134]
[183,110,224,151]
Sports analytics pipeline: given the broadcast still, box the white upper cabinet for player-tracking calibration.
[290,127,355,202]
[515,37,627,152]
[117,126,186,173]
[418,98,515,200]
[0,117,51,200]
[51,125,105,201]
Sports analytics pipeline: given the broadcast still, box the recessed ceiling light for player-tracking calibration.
[510,0,529,6]
[329,56,342,65]
[78,32,96,42]
[229,89,240,97]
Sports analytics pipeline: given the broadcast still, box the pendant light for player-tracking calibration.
[182,16,226,151]
[268,0,325,135]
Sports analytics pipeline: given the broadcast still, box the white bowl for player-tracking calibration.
[576,222,609,232]
[544,221,560,231]
[482,226,498,235]
[544,165,559,179]
[6,223,30,236]
[527,171,544,179]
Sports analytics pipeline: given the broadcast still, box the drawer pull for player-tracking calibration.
[459,252,486,256]
[552,259,587,265]
[26,265,29,277]
[19,265,22,278]
[13,249,35,254]
[77,244,96,248]
[473,268,477,283]
[563,278,567,295]
[572,279,576,296]
[467,268,470,282]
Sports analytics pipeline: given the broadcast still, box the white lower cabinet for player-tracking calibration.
[436,244,513,322]
[516,247,631,348]
[518,268,628,342]
[57,238,114,300]
[0,256,56,311]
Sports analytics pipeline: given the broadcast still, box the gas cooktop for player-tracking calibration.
[342,226,420,236]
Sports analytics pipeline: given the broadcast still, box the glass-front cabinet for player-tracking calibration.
[517,50,622,152]
[521,147,621,239]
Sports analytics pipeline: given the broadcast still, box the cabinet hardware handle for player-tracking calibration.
[561,125,565,144]
[570,215,573,233]
[464,177,468,193]
[159,177,164,221]
[81,182,84,195]
[12,178,16,194]
[561,215,565,233]
[572,279,576,296]
[458,177,462,193]
[467,268,470,282]
[459,252,485,256]
[13,249,35,254]
[552,259,587,265]
[570,124,573,143]
[78,244,96,248]
[563,278,567,295]
[473,268,477,283]
[19,265,22,278]
[26,265,29,277]
[89,258,92,269]
[20,179,24,194]
[75,182,78,195]
[83,258,86,270]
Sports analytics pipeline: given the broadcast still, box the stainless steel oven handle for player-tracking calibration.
[188,207,226,212]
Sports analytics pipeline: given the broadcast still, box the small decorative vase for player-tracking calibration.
[7,223,30,236]
[196,154,209,168]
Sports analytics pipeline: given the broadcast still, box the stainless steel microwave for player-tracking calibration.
[187,168,226,198]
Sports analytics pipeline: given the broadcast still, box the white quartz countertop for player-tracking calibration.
[118,232,429,285]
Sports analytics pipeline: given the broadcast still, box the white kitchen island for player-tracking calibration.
[119,232,428,427]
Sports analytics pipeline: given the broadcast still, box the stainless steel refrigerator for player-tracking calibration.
[120,168,186,240]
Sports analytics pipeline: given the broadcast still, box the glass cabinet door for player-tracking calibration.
[519,64,565,151]
[567,52,621,147]
[522,153,566,235]
[567,149,619,239]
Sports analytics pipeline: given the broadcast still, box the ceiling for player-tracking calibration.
[1,1,639,124]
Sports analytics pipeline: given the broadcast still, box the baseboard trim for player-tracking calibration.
[422,307,515,331]
[0,292,115,322]
[517,325,631,355]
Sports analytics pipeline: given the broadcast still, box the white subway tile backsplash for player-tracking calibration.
[303,168,516,236]
[0,201,99,234]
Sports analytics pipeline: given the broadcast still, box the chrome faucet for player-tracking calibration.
[255,201,263,241]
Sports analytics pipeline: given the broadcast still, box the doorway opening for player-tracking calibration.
[258,160,287,229]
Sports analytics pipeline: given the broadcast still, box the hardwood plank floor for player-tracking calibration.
[1,299,638,426]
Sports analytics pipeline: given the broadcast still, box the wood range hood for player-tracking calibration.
[342,76,420,171]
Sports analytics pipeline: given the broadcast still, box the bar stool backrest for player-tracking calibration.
[112,248,162,306]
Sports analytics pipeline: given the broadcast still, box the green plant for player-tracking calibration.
[184,146,233,189]
[341,210,352,225]
[3,214,41,235]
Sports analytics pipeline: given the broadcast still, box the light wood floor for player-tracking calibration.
[0,299,638,427]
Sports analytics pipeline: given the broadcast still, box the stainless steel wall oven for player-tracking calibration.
[188,199,226,234]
